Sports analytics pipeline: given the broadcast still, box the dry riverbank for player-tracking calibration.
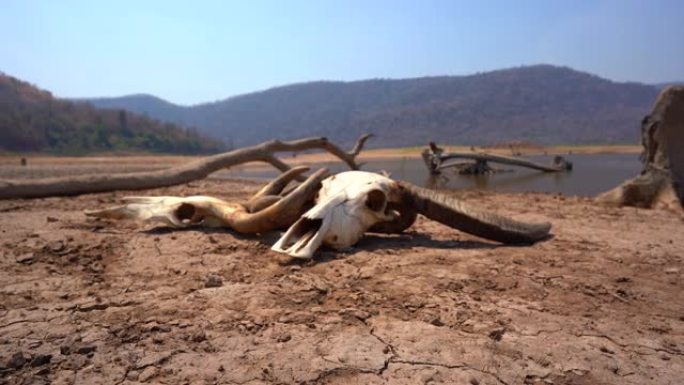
[0,144,641,178]
[0,158,682,385]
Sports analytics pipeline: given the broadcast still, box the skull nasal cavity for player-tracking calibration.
[175,203,196,221]
[365,189,387,212]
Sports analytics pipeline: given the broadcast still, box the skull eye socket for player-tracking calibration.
[175,203,197,222]
[365,189,387,212]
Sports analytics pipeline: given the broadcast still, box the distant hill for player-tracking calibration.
[0,74,224,154]
[83,65,661,148]
[654,81,684,89]
[75,94,191,124]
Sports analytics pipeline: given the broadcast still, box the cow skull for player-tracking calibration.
[272,171,552,259]
[271,171,403,258]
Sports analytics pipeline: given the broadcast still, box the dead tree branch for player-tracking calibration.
[0,134,373,199]
[422,143,572,175]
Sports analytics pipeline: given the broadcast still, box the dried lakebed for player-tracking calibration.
[0,177,682,384]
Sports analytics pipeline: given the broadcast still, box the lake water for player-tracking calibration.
[218,153,642,197]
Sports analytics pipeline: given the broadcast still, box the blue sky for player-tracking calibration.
[1,0,682,105]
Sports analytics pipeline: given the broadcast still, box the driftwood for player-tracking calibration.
[422,142,572,175]
[0,134,373,200]
[597,87,684,209]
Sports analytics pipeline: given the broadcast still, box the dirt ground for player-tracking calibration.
[0,172,682,384]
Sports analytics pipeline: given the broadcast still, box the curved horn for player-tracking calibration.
[246,166,311,213]
[249,166,310,202]
[368,202,418,234]
[223,168,329,233]
[245,195,282,213]
[397,182,551,244]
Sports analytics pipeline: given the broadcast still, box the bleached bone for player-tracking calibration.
[272,171,551,259]
[85,167,328,234]
[271,171,400,258]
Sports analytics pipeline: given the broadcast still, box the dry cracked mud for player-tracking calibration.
[0,176,682,384]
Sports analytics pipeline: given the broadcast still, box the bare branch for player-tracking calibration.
[261,155,293,174]
[422,142,571,175]
[312,133,374,170]
[0,134,373,199]
[350,134,374,157]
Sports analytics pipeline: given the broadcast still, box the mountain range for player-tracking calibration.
[0,73,224,154]
[81,65,664,148]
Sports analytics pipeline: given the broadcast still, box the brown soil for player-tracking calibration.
[1,170,682,384]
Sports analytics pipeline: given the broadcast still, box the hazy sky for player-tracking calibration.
[1,0,682,105]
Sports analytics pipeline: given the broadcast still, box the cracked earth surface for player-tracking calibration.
[0,177,682,384]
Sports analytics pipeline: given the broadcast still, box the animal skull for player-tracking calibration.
[271,171,403,258]
[272,170,552,259]
[85,167,329,234]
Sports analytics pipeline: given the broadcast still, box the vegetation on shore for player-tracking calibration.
[0,73,225,155]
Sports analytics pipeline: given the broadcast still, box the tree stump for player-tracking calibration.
[597,86,684,210]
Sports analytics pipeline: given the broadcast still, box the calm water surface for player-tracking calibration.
[219,153,642,197]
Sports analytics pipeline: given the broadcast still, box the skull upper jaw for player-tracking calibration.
[270,216,332,259]
[271,193,344,259]
[271,191,396,259]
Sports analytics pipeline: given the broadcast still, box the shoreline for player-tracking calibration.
[0,144,641,168]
